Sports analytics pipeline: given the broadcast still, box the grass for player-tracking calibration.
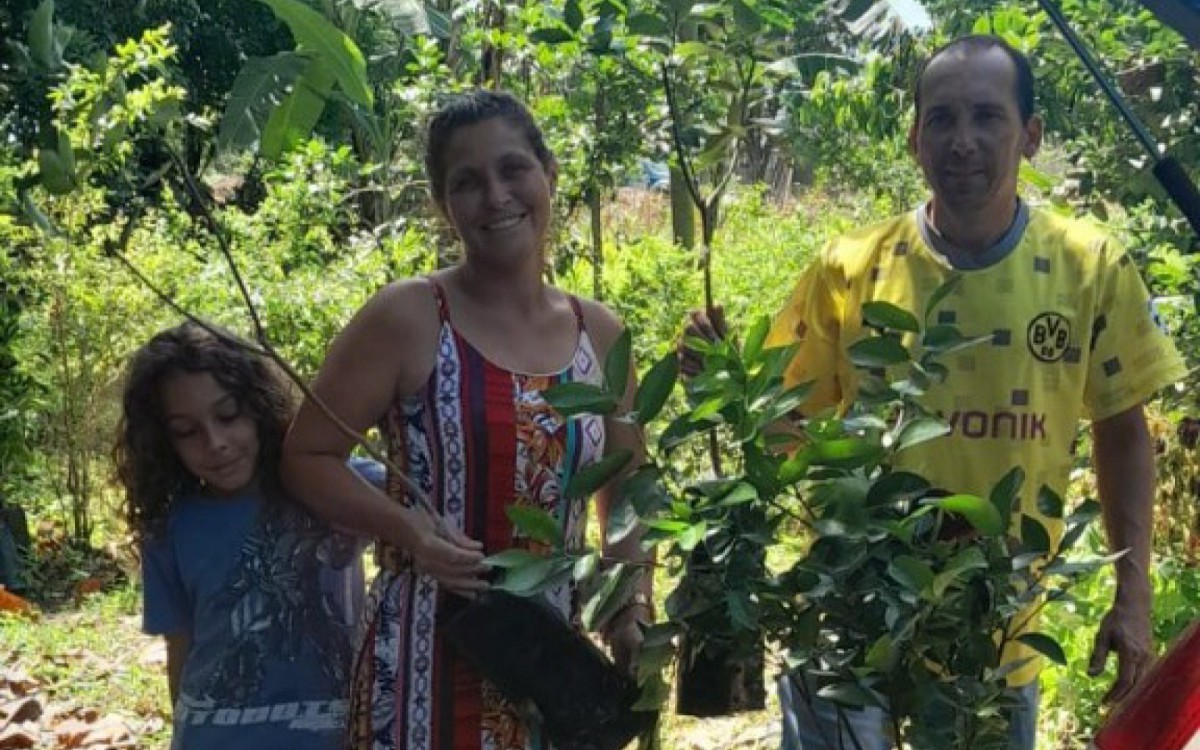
[0,582,172,748]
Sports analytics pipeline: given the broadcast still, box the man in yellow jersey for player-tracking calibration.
[684,34,1186,749]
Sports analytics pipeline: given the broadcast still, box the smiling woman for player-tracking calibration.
[281,90,655,750]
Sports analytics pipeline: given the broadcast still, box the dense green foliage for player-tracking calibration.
[1,1,1198,748]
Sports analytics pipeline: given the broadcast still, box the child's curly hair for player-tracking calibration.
[114,322,295,543]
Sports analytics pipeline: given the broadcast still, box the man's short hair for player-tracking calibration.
[913,35,1036,123]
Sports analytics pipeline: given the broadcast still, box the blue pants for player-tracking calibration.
[778,674,1039,750]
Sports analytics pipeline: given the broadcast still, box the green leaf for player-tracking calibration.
[565,449,632,500]
[742,315,771,363]
[423,3,451,38]
[759,382,813,426]
[565,0,585,30]
[862,301,920,333]
[542,381,618,417]
[778,450,810,485]
[37,148,74,195]
[924,275,963,324]
[927,494,1003,536]
[19,192,58,235]
[531,24,576,44]
[1066,498,1102,526]
[261,60,335,158]
[505,505,563,546]
[1058,499,1102,552]
[643,519,691,534]
[890,417,950,453]
[848,334,910,368]
[634,354,678,424]
[574,552,600,580]
[674,40,715,62]
[218,53,308,156]
[605,328,632,399]
[1036,486,1065,519]
[621,465,667,516]
[809,437,884,469]
[865,634,895,670]
[889,555,934,593]
[632,673,670,711]
[1020,514,1051,554]
[1015,632,1067,666]
[759,343,800,385]
[717,482,758,506]
[496,555,574,595]
[816,682,874,708]
[726,590,756,629]
[627,12,669,36]
[637,641,676,683]
[604,494,641,545]
[257,0,373,107]
[484,549,541,568]
[934,547,988,597]
[677,521,707,551]
[922,326,992,355]
[1020,162,1059,192]
[731,0,762,32]
[1043,555,1120,578]
[989,467,1025,532]
[364,0,432,36]
[689,394,730,422]
[582,562,641,630]
[29,0,58,69]
[659,412,711,451]
[867,471,930,507]
[54,127,74,176]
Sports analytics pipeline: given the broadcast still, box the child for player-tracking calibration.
[115,322,372,749]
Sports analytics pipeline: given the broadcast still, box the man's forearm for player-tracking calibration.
[1091,404,1155,606]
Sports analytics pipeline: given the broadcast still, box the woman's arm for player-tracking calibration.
[282,280,488,595]
[580,299,655,672]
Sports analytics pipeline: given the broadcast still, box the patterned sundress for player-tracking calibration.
[348,278,607,750]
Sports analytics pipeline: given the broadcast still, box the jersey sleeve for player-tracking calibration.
[764,249,846,415]
[141,529,192,637]
[1084,241,1187,420]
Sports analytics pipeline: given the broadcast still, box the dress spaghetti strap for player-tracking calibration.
[425,277,451,322]
[566,294,585,332]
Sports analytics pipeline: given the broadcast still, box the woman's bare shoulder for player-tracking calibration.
[354,278,440,335]
[573,296,625,354]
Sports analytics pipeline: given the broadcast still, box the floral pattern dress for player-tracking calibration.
[348,279,606,750]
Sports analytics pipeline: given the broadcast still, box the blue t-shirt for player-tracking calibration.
[142,483,368,750]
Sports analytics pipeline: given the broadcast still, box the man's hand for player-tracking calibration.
[1088,597,1154,704]
[678,306,728,377]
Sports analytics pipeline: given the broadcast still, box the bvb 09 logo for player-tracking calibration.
[1027,312,1071,362]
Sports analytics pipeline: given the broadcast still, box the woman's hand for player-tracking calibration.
[603,603,652,678]
[403,506,490,597]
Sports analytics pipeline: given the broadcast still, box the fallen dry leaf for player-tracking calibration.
[0,722,38,749]
[0,696,42,723]
[0,590,36,617]
[0,672,36,698]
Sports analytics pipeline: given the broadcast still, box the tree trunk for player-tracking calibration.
[670,165,695,250]
[589,189,603,301]
[589,83,607,300]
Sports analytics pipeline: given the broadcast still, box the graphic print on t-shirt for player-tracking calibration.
[179,501,359,731]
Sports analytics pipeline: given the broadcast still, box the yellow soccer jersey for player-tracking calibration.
[766,205,1186,685]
